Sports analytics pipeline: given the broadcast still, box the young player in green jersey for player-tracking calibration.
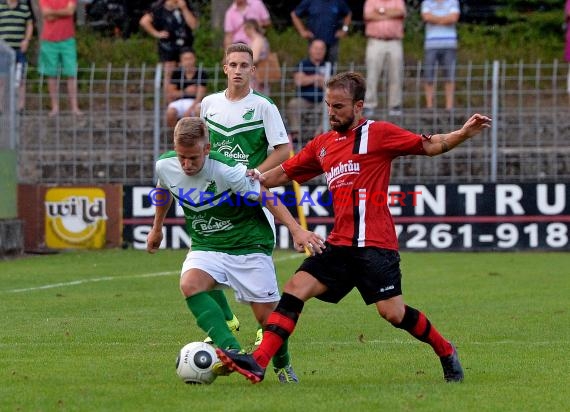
[200,43,291,348]
[147,117,324,382]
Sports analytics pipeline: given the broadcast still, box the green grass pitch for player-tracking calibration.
[1,249,569,411]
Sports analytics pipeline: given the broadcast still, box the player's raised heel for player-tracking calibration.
[440,343,464,382]
[215,348,265,384]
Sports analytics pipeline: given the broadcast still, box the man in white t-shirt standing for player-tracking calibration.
[421,0,460,111]
[200,42,290,352]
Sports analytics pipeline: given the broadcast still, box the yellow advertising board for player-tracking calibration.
[45,188,107,249]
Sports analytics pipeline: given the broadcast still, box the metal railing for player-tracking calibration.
[18,60,570,184]
[0,41,16,151]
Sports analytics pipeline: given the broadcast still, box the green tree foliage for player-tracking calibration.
[58,2,567,70]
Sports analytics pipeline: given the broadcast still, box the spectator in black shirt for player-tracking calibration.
[165,48,208,128]
[140,0,198,88]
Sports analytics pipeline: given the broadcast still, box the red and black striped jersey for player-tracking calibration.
[283,118,425,250]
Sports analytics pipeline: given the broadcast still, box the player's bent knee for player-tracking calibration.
[282,271,325,300]
[376,303,405,325]
[179,280,204,298]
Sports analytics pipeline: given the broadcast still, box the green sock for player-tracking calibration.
[271,338,291,369]
[185,292,241,350]
[207,289,235,321]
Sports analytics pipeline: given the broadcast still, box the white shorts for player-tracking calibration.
[167,98,196,118]
[181,251,280,303]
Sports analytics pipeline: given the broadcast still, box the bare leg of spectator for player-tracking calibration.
[67,77,83,116]
[166,107,178,128]
[424,83,434,109]
[444,81,454,110]
[47,77,60,116]
[163,60,177,98]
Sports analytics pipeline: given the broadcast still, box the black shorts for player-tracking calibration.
[158,44,180,62]
[297,243,402,305]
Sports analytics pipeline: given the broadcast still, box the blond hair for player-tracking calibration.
[173,117,209,147]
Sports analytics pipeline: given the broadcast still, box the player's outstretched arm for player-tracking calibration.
[258,164,291,188]
[246,164,291,187]
[259,185,325,255]
[422,114,492,157]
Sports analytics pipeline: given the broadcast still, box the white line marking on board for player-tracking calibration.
[1,253,305,294]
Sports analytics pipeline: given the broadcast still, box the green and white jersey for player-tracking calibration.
[200,89,289,168]
[156,151,274,256]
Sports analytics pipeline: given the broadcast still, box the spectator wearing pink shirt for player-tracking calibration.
[223,0,270,48]
[362,0,406,118]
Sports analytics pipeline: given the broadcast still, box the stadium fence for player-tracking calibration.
[17,59,570,185]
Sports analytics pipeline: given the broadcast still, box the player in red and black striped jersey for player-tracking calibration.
[283,115,425,251]
[217,71,491,384]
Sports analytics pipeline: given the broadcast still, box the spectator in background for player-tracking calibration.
[140,0,198,89]
[243,19,269,67]
[165,48,207,128]
[565,0,570,96]
[39,0,82,116]
[421,0,460,111]
[290,0,351,65]
[243,18,270,93]
[286,39,328,142]
[223,0,270,49]
[362,0,406,118]
[0,0,34,112]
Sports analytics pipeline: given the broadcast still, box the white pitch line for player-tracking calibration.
[304,340,568,346]
[3,271,177,293]
[1,253,305,294]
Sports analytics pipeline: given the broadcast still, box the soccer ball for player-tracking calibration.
[175,341,218,385]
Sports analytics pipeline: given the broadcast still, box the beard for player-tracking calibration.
[329,113,354,133]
